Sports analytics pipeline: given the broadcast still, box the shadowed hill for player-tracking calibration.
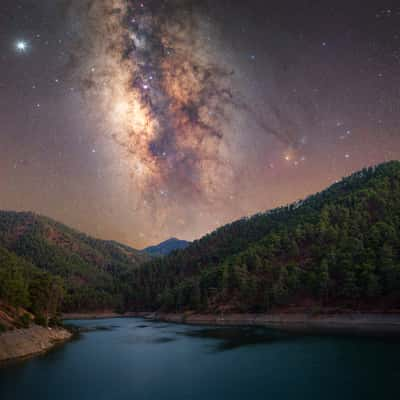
[144,238,190,257]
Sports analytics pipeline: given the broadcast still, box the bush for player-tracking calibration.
[49,315,62,327]
[35,314,48,327]
[0,321,7,333]
[18,313,31,328]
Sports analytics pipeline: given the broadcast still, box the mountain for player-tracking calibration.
[2,161,400,322]
[144,238,190,257]
[0,211,149,314]
[124,161,400,313]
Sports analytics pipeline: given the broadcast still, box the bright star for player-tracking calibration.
[16,40,28,52]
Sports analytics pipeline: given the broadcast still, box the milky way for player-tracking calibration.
[67,0,243,210]
[67,0,313,220]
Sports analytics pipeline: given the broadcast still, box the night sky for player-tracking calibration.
[1,0,399,248]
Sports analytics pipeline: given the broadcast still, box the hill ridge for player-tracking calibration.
[125,161,400,313]
[0,211,149,314]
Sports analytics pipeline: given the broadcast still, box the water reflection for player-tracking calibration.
[64,323,119,333]
[183,327,297,351]
[123,333,177,345]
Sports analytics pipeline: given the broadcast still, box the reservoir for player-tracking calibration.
[1,318,399,399]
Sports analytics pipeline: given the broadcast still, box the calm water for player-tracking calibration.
[1,318,400,399]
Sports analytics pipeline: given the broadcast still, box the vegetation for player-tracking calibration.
[18,313,31,329]
[0,212,149,315]
[0,245,64,326]
[123,161,400,313]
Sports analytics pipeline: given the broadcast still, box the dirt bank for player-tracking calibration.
[0,325,72,363]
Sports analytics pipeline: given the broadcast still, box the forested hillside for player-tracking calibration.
[0,212,149,315]
[0,245,63,330]
[124,161,400,313]
[2,162,400,321]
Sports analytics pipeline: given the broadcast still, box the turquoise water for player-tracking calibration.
[1,318,400,399]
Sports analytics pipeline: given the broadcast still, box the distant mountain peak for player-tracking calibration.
[144,237,190,256]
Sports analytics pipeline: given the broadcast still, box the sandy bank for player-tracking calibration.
[0,325,72,363]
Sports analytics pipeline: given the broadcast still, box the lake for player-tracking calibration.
[1,318,400,399]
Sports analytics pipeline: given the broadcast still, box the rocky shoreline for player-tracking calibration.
[0,325,72,363]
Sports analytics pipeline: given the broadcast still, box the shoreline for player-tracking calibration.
[63,311,400,334]
[0,325,72,364]
[62,311,149,320]
[151,312,400,334]
[3,311,399,364]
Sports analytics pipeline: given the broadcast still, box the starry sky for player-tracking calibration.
[1,0,399,248]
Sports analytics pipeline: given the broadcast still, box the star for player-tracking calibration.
[15,40,28,53]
